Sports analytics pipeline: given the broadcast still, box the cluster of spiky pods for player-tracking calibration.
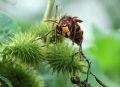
[37,14,107,87]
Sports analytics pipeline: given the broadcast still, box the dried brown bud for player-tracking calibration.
[71,76,80,84]
[81,81,91,87]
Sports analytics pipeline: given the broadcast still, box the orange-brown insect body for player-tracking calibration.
[56,16,83,46]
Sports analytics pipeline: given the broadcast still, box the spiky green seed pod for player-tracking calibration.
[2,33,44,66]
[0,62,44,87]
[45,43,84,75]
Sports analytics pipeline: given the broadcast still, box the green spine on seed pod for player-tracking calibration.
[2,32,44,66]
[45,43,85,75]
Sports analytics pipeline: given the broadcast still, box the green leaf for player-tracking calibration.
[87,26,120,85]
[0,75,13,87]
[89,27,120,69]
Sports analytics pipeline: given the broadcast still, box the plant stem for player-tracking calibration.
[90,72,107,87]
[35,29,55,41]
[43,0,55,21]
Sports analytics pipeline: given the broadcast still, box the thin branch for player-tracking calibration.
[43,0,55,21]
[90,72,107,87]
[79,45,91,82]
[54,5,59,44]
[35,29,55,41]
[80,51,107,87]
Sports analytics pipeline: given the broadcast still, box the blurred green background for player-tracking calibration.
[0,0,120,87]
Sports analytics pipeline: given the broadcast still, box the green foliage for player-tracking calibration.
[0,11,20,43]
[88,27,120,69]
[45,43,84,75]
[0,62,44,87]
[0,74,13,87]
[87,27,120,85]
[2,33,44,66]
